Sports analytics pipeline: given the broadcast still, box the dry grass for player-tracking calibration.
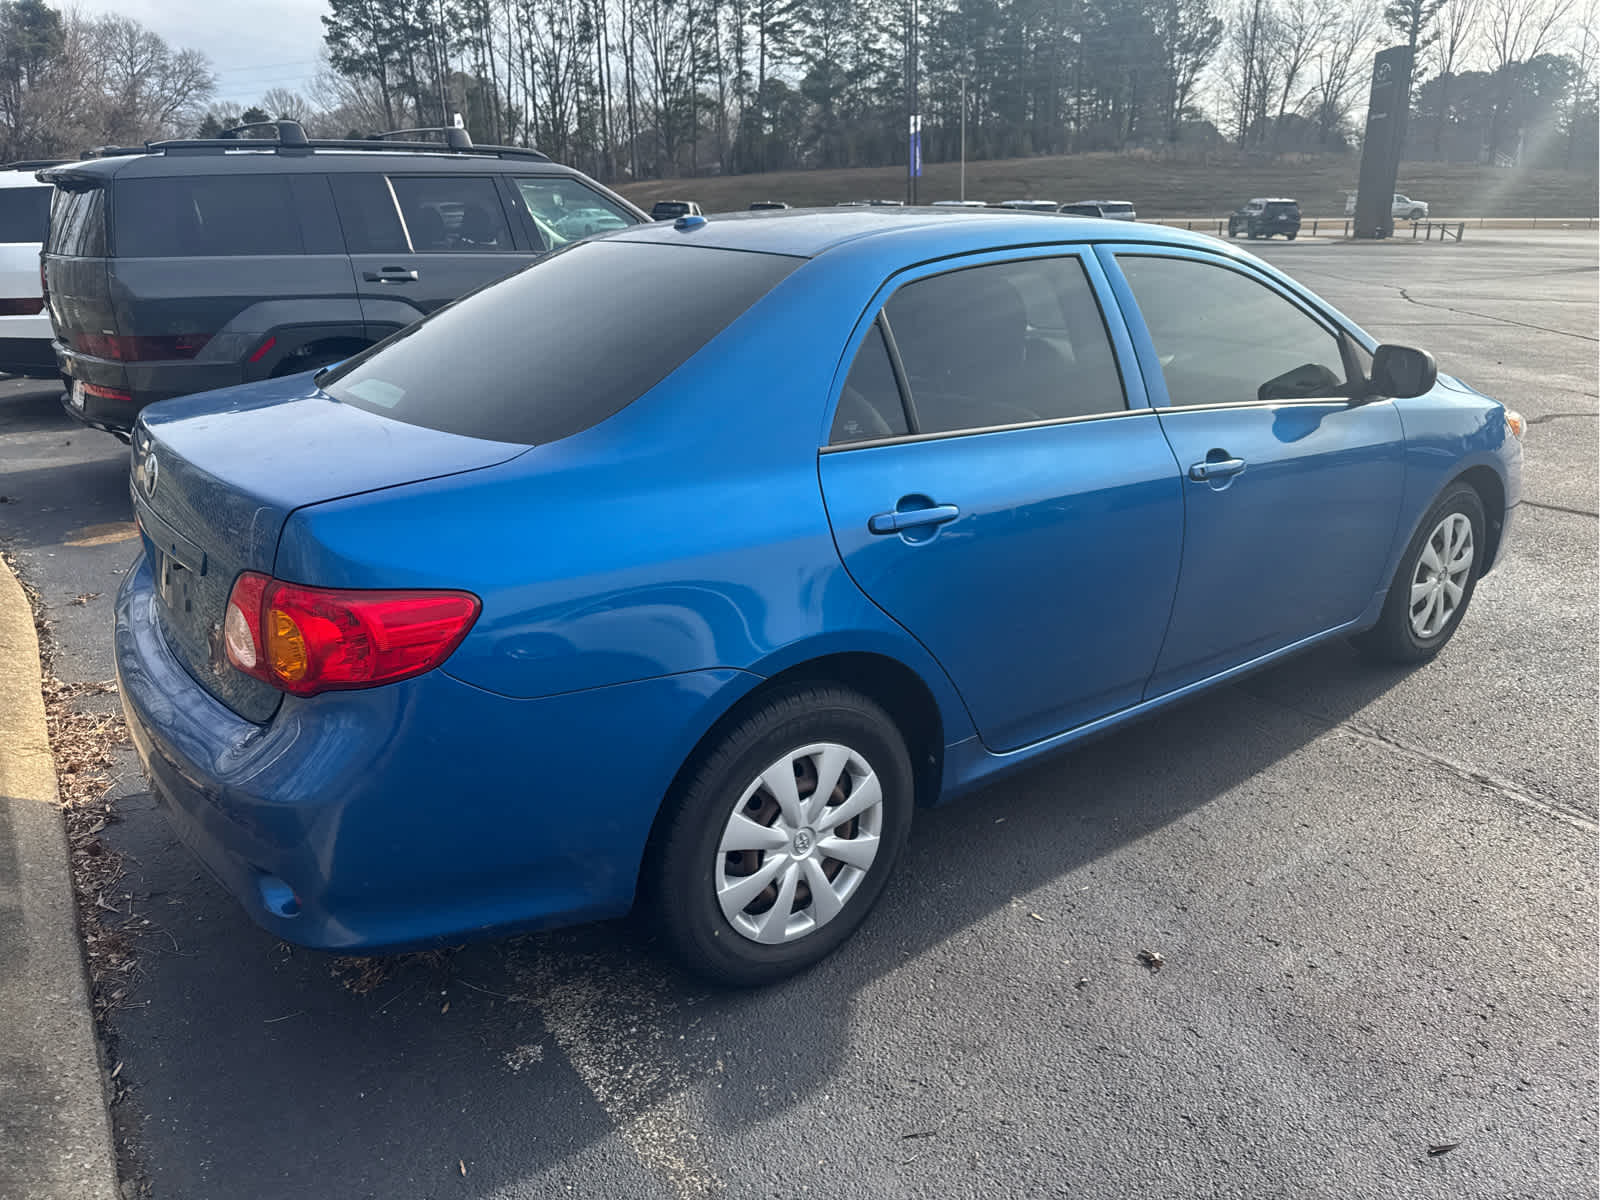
[4,552,139,1025]
[620,149,1599,219]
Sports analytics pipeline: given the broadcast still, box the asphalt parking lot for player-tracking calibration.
[0,230,1594,1200]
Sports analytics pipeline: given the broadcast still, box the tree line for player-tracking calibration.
[0,0,1589,175]
[308,0,1595,177]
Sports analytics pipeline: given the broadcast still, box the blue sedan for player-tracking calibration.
[115,210,1524,985]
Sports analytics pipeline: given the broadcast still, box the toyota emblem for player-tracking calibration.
[140,453,159,497]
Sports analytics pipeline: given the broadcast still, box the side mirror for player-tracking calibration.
[1368,344,1437,399]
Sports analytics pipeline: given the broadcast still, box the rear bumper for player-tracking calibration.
[115,554,746,952]
[54,342,246,433]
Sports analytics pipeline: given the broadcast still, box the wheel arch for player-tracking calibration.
[1453,463,1507,571]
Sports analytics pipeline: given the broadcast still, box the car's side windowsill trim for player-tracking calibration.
[820,406,1154,453]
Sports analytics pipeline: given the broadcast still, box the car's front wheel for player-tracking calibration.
[1409,208,1426,221]
[1352,482,1486,664]
[644,685,914,986]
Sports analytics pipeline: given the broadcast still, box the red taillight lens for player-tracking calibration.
[223,572,480,697]
[82,382,134,402]
[76,332,211,361]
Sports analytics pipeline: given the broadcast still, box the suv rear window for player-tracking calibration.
[0,185,51,242]
[651,202,692,219]
[114,176,303,257]
[46,186,107,257]
[321,240,800,445]
[1264,202,1299,216]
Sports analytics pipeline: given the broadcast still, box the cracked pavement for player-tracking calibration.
[0,230,1593,1199]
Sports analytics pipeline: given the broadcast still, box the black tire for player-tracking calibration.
[1286,231,1298,240]
[1247,229,1258,239]
[1352,482,1487,664]
[643,685,914,987]
[1409,208,1425,221]
[1228,224,1238,238]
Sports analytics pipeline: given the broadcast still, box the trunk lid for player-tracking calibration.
[133,377,528,721]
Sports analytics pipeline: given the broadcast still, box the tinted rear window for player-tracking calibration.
[1103,203,1134,213]
[321,240,800,444]
[1265,202,1299,216]
[46,186,107,256]
[652,202,691,218]
[0,186,51,242]
[114,176,303,257]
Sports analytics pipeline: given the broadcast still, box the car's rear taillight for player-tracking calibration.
[223,571,480,697]
[76,332,211,361]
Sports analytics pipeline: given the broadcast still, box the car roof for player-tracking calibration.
[609,207,1219,261]
[1249,197,1298,203]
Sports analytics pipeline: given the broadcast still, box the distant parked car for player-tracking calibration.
[650,199,702,221]
[1394,193,1429,220]
[835,200,871,207]
[869,199,904,207]
[999,199,1058,212]
[0,159,66,377]
[1059,200,1137,221]
[39,119,647,436]
[749,200,789,210]
[931,200,987,208]
[1229,198,1301,240]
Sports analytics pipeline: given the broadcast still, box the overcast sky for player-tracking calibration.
[108,0,331,109]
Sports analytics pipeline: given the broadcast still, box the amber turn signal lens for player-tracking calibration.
[1505,410,1525,440]
[267,608,309,682]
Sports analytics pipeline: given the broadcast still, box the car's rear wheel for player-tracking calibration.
[644,685,914,986]
[1352,482,1486,664]
[1286,231,1298,240]
[1409,208,1426,221]
[1247,229,1258,239]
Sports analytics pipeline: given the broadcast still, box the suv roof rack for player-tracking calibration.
[135,117,551,162]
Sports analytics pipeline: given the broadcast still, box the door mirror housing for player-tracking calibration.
[1367,344,1437,399]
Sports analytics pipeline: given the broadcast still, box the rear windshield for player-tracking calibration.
[321,240,800,445]
[652,202,691,218]
[0,185,51,242]
[46,186,107,256]
[1060,204,1099,216]
[1265,202,1299,215]
[1102,203,1134,213]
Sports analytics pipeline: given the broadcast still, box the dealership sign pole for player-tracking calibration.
[1353,45,1413,239]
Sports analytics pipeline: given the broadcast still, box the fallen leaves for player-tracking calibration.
[1428,1143,1460,1157]
[1138,949,1166,972]
[69,592,101,606]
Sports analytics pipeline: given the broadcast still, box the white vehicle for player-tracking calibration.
[1393,193,1429,220]
[1342,191,1431,221]
[930,199,988,208]
[0,161,62,377]
[998,199,1058,212]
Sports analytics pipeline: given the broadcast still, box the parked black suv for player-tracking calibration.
[39,120,648,437]
[1228,198,1301,240]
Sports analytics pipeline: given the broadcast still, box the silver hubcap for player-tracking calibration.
[1410,512,1474,639]
[714,742,884,945]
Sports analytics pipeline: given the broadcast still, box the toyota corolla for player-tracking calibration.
[115,210,1524,985]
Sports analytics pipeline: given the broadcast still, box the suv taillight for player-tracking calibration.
[76,332,211,361]
[223,572,480,697]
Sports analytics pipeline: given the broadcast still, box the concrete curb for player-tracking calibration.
[0,553,121,1200]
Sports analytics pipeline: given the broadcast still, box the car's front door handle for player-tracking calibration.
[1188,457,1246,482]
[868,504,960,534]
[364,267,419,283]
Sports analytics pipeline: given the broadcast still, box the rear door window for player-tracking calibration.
[0,186,52,243]
[388,176,513,253]
[46,187,107,257]
[114,176,303,256]
[321,240,799,444]
[330,174,408,254]
[884,256,1126,434]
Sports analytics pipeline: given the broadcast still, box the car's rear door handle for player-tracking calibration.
[1188,457,1246,482]
[868,504,960,534]
[364,267,419,283]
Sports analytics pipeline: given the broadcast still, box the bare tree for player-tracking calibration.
[1483,0,1576,160]
[1307,0,1383,147]
[1272,1,1335,140]
[87,15,216,143]
[1429,0,1484,155]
